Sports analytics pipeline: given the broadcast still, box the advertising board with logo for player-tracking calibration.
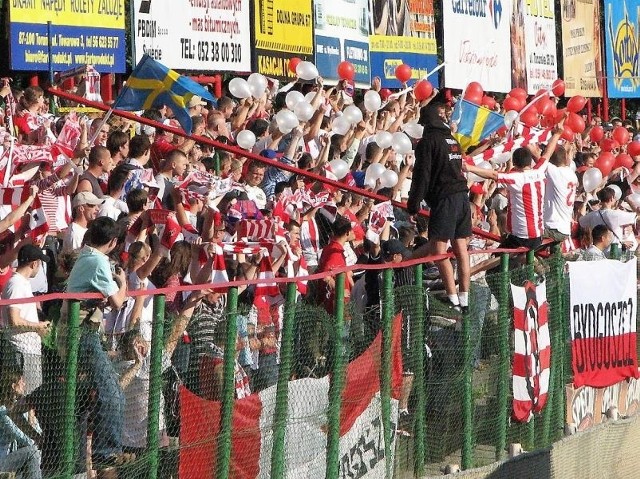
[604,0,640,98]
[133,0,251,72]
[368,0,437,88]
[9,0,126,72]
[561,0,604,97]
[511,0,558,93]
[253,0,314,82]
[314,0,371,86]
[443,0,512,92]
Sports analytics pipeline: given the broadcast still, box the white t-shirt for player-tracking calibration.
[497,164,548,239]
[245,185,267,209]
[99,196,128,220]
[1,272,41,355]
[544,163,578,235]
[579,209,637,245]
[128,271,156,342]
[61,222,87,252]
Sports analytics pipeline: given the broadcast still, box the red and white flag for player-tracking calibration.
[179,313,403,479]
[569,258,639,388]
[28,196,50,243]
[511,279,550,423]
[0,187,29,206]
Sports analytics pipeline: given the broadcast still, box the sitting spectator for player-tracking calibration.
[579,224,613,261]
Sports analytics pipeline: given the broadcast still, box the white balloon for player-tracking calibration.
[247,73,268,98]
[236,130,256,150]
[228,78,251,99]
[328,159,349,180]
[364,90,382,112]
[493,152,511,164]
[278,125,293,134]
[305,91,317,103]
[607,184,622,201]
[380,169,399,188]
[582,167,603,193]
[332,116,351,135]
[627,192,640,207]
[276,109,299,130]
[478,161,492,170]
[404,121,423,139]
[344,105,363,125]
[467,172,484,183]
[285,90,304,110]
[365,163,386,183]
[364,177,376,189]
[296,61,319,81]
[391,132,412,154]
[375,131,393,149]
[294,101,315,122]
[504,110,519,128]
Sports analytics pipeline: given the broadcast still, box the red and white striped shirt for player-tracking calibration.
[497,163,548,240]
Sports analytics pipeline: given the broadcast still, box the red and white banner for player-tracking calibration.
[179,314,403,478]
[569,258,639,388]
[511,279,550,422]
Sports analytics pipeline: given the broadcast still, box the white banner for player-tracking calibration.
[133,0,251,72]
[568,258,639,388]
[442,0,512,92]
[520,1,557,93]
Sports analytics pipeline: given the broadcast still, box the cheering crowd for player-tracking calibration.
[1,70,640,478]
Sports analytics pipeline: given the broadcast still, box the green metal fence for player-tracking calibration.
[2,248,638,478]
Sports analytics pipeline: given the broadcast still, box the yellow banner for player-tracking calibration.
[254,0,313,55]
[560,0,603,97]
[10,0,125,29]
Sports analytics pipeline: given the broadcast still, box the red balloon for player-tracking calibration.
[552,107,567,125]
[464,92,483,105]
[595,152,615,176]
[537,98,555,116]
[552,79,565,97]
[589,126,604,143]
[535,88,550,99]
[481,95,497,109]
[613,126,630,145]
[567,95,587,113]
[566,112,586,134]
[561,126,575,142]
[509,88,528,100]
[627,140,640,156]
[395,64,412,83]
[337,61,355,81]
[288,57,302,74]
[379,88,392,101]
[615,153,634,170]
[520,110,539,128]
[541,115,556,128]
[413,80,434,101]
[496,126,508,137]
[503,96,526,112]
[600,138,620,152]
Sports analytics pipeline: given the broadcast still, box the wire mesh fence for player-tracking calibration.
[1,249,640,478]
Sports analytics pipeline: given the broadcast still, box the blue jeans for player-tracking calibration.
[78,327,124,462]
[0,445,42,479]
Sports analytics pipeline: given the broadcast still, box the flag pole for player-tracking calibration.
[86,107,115,146]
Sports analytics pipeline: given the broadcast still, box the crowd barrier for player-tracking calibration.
[2,245,636,478]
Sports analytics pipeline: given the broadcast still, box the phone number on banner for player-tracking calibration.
[180,39,243,64]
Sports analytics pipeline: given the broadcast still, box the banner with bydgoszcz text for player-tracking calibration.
[569,258,639,388]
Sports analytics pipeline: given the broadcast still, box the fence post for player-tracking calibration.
[326,273,347,479]
[462,291,474,470]
[525,249,536,450]
[381,268,394,479]
[270,282,297,479]
[147,294,165,479]
[495,254,510,461]
[217,287,239,479]
[412,264,426,475]
[62,300,81,479]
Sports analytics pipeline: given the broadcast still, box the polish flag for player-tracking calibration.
[28,196,50,243]
[179,313,403,479]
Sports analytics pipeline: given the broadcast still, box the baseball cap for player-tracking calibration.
[72,191,104,209]
[382,239,410,258]
[187,95,207,108]
[18,244,50,266]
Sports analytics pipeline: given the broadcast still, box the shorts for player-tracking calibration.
[543,228,569,242]
[502,234,542,251]
[428,191,472,240]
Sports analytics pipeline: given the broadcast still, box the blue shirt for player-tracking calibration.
[0,405,34,459]
[67,246,119,298]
